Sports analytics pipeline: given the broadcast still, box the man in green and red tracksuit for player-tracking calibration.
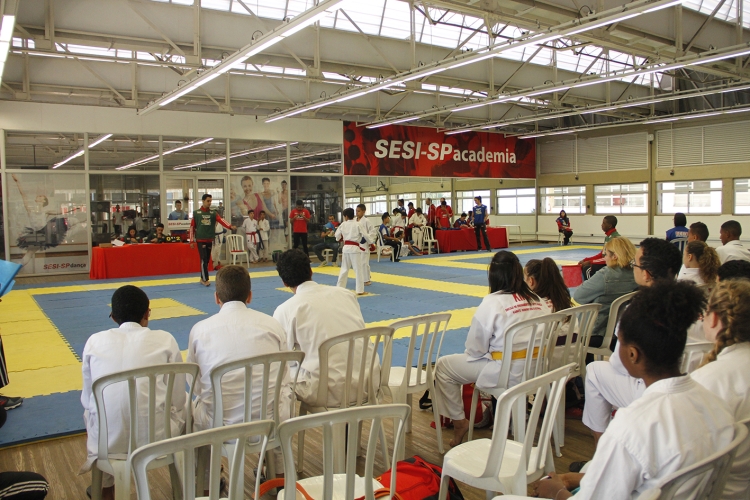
[190,193,236,286]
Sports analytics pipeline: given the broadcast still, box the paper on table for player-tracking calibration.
[0,260,22,298]
[112,239,125,247]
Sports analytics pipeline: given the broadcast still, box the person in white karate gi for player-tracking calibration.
[187,265,290,473]
[80,286,185,500]
[211,221,227,270]
[335,208,367,295]
[257,210,270,262]
[434,250,552,446]
[408,208,428,251]
[241,209,260,263]
[716,220,750,264]
[533,282,735,500]
[355,204,375,286]
[691,279,750,499]
[273,249,377,408]
[582,238,683,451]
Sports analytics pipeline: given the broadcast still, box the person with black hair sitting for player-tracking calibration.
[121,226,141,244]
[582,238,683,448]
[666,212,689,242]
[378,214,402,262]
[716,220,750,264]
[146,223,167,243]
[578,215,620,280]
[80,286,185,500]
[717,259,750,281]
[434,251,552,447]
[534,281,735,500]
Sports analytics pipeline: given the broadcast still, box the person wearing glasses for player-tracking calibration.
[573,237,638,347]
[80,286,185,500]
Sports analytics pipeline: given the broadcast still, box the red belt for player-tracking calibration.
[344,240,365,250]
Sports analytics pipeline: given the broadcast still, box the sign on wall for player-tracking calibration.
[343,122,536,178]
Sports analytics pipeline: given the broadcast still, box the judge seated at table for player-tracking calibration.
[121,226,141,244]
[147,224,167,243]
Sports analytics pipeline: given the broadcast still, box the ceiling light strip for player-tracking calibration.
[52,133,113,169]
[138,0,350,116]
[117,137,213,170]
[266,0,684,124]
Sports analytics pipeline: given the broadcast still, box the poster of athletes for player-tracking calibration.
[343,121,536,179]
[228,174,289,253]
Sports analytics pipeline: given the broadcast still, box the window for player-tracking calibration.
[541,186,586,214]
[594,184,648,214]
[389,193,416,211]
[457,190,491,214]
[420,192,451,207]
[735,179,750,214]
[362,195,387,214]
[497,188,536,214]
[345,196,360,208]
[658,181,723,214]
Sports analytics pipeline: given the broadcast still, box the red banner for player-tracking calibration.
[343,121,535,178]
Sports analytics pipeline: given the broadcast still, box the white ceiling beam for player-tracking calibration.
[137,0,351,116]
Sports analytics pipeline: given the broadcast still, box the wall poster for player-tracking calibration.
[229,174,289,254]
[7,172,89,275]
[343,121,536,179]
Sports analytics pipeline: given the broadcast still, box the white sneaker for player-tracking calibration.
[319,261,328,267]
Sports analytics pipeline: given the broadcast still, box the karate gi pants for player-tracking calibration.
[412,227,424,250]
[337,251,364,294]
[211,237,223,265]
[435,353,490,421]
[245,237,259,262]
[582,360,645,433]
[361,246,371,282]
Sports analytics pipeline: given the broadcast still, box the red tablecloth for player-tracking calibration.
[90,243,213,279]
[434,227,508,253]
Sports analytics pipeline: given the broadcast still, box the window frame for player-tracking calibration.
[734,179,750,215]
[594,183,649,215]
[657,180,723,215]
[541,186,587,215]
[496,187,537,215]
[456,190,491,215]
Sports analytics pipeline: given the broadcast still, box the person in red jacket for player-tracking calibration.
[436,200,452,229]
[425,198,437,229]
[289,200,311,256]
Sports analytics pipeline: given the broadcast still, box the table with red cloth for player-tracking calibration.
[89,243,213,279]
[434,227,509,253]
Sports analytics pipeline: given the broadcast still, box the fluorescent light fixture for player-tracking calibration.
[291,160,342,171]
[118,137,214,170]
[686,49,750,66]
[53,133,113,169]
[643,0,683,12]
[233,147,337,170]
[173,142,291,170]
[0,15,14,42]
[140,0,348,115]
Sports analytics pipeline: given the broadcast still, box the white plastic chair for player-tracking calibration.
[196,351,305,495]
[131,420,274,500]
[680,342,714,374]
[91,362,199,500]
[376,232,395,263]
[587,291,638,361]
[297,326,395,474]
[549,303,602,457]
[634,422,748,500]
[440,363,575,498]
[670,237,688,253]
[467,312,568,443]
[381,313,451,458]
[225,234,249,267]
[277,404,411,500]
[422,226,439,254]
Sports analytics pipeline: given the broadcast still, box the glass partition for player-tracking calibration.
[90,135,161,171]
[291,175,343,250]
[229,174,289,253]
[290,143,342,173]
[5,132,85,170]
[89,174,160,243]
[230,140,289,173]
[164,137,228,172]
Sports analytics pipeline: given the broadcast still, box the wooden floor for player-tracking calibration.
[0,396,595,499]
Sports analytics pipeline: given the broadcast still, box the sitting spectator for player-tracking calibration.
[409,208,428,249]
[524,258,572,313]
[578,215,620,280]
[692,280,750,499]
[666,212,689,242]
[688,221,709,242]
[678,240,720,290]
[573,237,638,345]
[556,210,573,246]
[121,226,141,244]
[534,282,734,500]
[273,250,377,408]
[187,266,289,473]
[146,223,167,243]
[718,259,750,281]
[716,220,750,264]
[466,210,474,227]
[435,251,552,446]
[80,286,185,500]
[436,200,452,229]
[313,215,340,267]
[453,213,469,228]
[378,214,402,262]
[394,230,422,256]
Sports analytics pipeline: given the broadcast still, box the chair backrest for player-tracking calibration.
[555,304,602,374]
[643,422,749,500]
[278,404,410,500]
[496,312,569,388]
[389,313,451,390]
[680,342,714,374]
[598,291,638,354]
[481,363,574,480]
[423,226,434,240]
[671,237,688,253]
[131,420,274,500]
[315,326,395,409]
[92,362,199,462]
[226,234,245,252]
[211,351,306,431]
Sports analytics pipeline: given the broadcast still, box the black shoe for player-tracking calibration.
[0,396,23,410]
[419,391,432,410]
[569,461,587,473]
[86,486,91,499]
[394,259,400,262]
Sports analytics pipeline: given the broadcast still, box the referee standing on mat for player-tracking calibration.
[190,194,236,286]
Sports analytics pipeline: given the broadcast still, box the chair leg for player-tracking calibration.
[297,405,308,475]
[379,422,391,467]
[438,473,451,500]
[430,387,445,455]
[332,423,347,474]
[111,461,131,500]
[467,387,480,442]
[512,397,526,443]
[405,393,413,434]
[168,462,183,500]
[91,468,103,500]
[552,403,564,458]
[196,446,209,494]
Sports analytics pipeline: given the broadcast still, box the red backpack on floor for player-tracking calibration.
[373,455,464,500]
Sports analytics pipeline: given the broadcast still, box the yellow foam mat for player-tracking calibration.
[150,298,205,321]
[3,364,83,397]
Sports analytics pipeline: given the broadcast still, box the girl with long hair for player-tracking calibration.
[556,210,573,245]
[679,240,721,290]
[524,258,572,313]
[691,280,750,499]
[434,251,552,446]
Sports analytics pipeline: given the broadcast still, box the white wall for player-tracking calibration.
[538,215,649,245]
[490,214,536,239]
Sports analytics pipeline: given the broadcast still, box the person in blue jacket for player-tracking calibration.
[472,196,492,251]
[666,212,689,242]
